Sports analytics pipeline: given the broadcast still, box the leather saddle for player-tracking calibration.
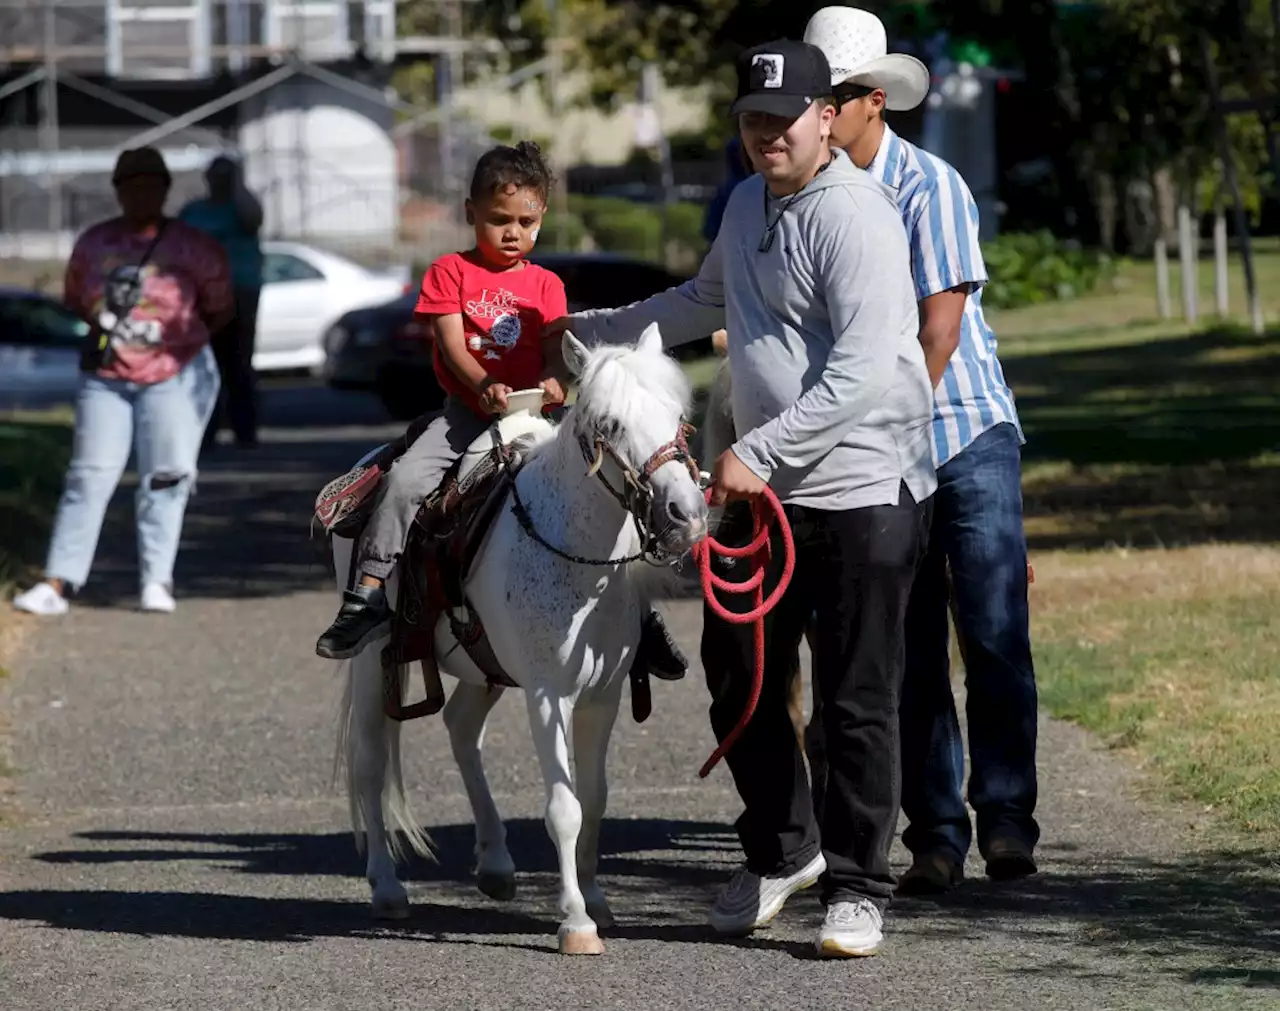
[388,437,529,715]
[314,401,548,720]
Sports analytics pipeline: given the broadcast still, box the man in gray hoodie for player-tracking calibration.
[550,39,934,957]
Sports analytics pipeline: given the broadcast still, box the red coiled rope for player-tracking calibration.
[691,485,795,778]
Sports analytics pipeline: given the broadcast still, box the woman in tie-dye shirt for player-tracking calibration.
[13,146,233,617]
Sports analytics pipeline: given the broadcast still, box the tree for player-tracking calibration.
[443,0,1276,245]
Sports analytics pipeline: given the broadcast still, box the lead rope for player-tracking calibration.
[691,484,795,778]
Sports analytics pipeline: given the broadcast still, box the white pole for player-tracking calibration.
[1213,205,1229,317]
[1177,201,1198,324]
[1201,30,1264,334]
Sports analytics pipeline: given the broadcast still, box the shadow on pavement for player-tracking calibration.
[3,816,802,954]
[29,818,740,887]
[5,821,1279,979]
[891,847,1280,988]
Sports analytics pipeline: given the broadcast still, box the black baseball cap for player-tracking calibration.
[729,39,834,120]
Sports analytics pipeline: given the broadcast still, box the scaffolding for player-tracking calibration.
[0,0,514,266]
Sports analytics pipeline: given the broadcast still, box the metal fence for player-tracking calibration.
[0,78,726,287]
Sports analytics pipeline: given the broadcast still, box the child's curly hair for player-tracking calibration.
[469,140,554,207]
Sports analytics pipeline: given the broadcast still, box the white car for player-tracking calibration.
[254,241,411,373]
[0,243,408,409]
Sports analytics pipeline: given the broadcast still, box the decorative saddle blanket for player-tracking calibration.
[312,411,437,540]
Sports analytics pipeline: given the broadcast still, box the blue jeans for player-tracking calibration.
[899,422,1039,862]
[45,347,220,591]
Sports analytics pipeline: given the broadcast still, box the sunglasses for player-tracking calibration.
[832,83,877,107]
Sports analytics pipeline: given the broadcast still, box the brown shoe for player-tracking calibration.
[896,851,964,897]
[984,835,1037,882]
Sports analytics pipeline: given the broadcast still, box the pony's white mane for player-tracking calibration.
[569,341,692,460]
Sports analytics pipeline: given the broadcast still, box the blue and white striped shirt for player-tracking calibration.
[867,126,1022,467]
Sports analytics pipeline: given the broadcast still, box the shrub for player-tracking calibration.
[566,196,708,269]
[570,196,663,261]
[660,202,707,252]
[538,210,590,253]
[981,230,1114,310]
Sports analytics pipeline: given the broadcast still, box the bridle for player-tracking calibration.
[507,413,702,567]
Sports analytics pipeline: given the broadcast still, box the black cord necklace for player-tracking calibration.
[758,154,835,254]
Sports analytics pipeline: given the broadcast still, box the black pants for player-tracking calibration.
[205,286,260,446]
[700,484,931,908]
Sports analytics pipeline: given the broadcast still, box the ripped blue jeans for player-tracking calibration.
[44,346,220,591]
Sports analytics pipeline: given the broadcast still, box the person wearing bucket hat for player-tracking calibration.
[12,146,232,619]
[801,6,1041,895]
[546,38,935,958]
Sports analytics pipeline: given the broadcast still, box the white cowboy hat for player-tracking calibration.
[803,6,930,112]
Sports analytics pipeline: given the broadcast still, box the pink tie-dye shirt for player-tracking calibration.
[64,217,233,385]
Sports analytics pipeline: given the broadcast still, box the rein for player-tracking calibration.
[691,486,795,778]
[506,408,797,779]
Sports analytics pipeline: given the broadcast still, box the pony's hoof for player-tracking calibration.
[477,871,517,901]
[372,896,411,921]
[558,926,604,956]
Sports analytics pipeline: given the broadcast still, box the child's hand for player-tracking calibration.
[478,383,512,414]
[538,377,566,406]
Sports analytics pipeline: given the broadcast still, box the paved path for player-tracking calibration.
[2,383,1277,1010]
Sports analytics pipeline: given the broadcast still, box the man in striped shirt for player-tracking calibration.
[805,6,1040,892]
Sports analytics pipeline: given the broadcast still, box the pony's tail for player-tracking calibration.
[331,530,433,864]
[334,653,434,864]
[381,663,434,863]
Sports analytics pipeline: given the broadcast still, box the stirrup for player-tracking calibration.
[382,646,445,721]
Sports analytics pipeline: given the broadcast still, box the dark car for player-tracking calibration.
[322,251,712,420]
[0,287,92,408]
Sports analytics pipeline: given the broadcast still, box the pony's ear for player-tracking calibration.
[561,330,591,379]
[637,322,663,356]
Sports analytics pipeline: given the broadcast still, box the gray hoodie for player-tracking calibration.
[567,147,936,512]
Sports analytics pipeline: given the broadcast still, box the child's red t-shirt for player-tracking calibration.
[414,251,567,417]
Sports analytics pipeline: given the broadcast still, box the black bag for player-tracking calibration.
[79,219,170,373]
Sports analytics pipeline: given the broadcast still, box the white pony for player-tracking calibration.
[331,325,708,955]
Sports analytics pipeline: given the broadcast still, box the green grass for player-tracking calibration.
[0,413,74,590]
[1031,546,1280,846]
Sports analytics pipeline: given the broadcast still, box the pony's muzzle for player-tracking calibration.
[656,517,708,557]
[656,495,709,554]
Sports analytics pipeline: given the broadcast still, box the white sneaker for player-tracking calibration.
[816,898,884,958]
[12,581,69,617]
[709,851,826,936]
[140,583,176,613]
